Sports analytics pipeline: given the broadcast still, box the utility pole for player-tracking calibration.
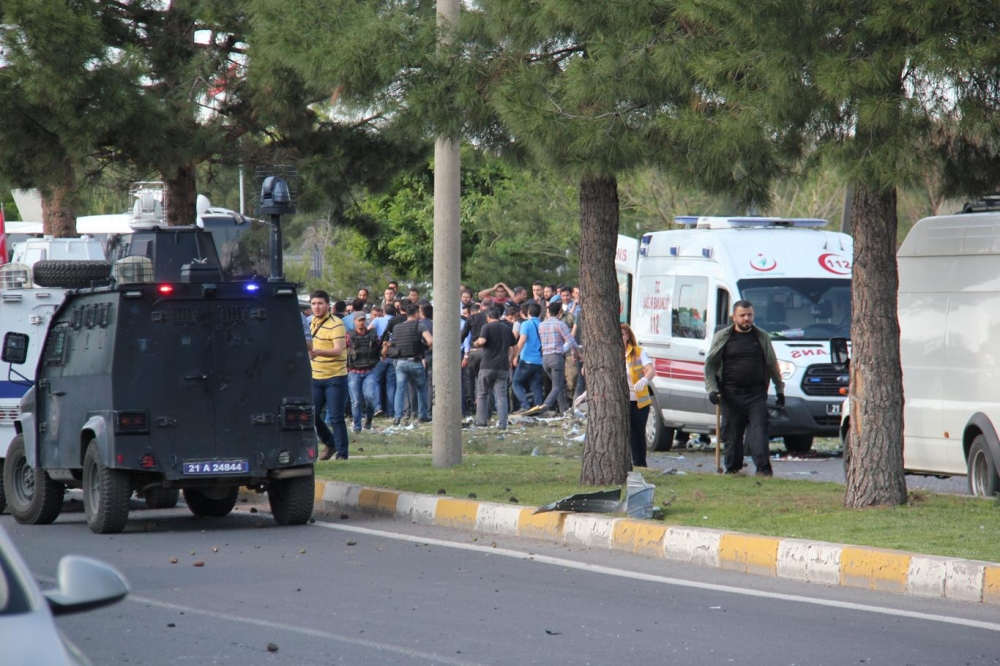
[432,0,462,467]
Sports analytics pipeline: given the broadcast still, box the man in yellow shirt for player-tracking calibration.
[309,290,349,460]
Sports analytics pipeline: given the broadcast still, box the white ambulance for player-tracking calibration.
[632,216,853,452]
[842,206,1000,496]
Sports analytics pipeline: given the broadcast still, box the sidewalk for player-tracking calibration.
[289,479,1000,606]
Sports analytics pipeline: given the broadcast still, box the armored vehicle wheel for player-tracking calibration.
[83,441,132,534]
[968,435,999,497]
[144,487,180,510]
[268,470,315,526]
[32,260,112,288]
[183,487,239,518]
[4,435,64,525]
[783,435,814,453]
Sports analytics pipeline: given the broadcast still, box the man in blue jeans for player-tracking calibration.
[392,303,433,425]
[309,290,349,460]
[512,302,544,412]
[346,313,381,432]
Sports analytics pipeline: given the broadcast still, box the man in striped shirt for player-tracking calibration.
[522,301,579,416]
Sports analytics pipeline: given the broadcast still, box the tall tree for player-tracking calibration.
[0,0,141,235]
[675,0,1000,507]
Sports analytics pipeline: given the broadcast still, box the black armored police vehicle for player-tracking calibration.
[1,178,316,533]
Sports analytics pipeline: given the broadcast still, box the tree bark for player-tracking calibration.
[844,182,906,507]
[579,173,631,486]
[41,168,78,238]
[164,164,198,226]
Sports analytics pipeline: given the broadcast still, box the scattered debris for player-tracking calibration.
[340,513,349,520]
[193,561,205,567]
[346,540,357,546]
[544,629,562,636]
[437,488,447,495]
[250,507,258,514]
[266,643,279,653]
[169,557,178,564]
[467,493,477,499]
[212,546,219,553]
[534,488,622,514]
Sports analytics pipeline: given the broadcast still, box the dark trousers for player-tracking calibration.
[628,400,649,468]
[466,350,485,412]
[720,387,770,473]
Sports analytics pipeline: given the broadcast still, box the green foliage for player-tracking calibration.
[345,148,580,289]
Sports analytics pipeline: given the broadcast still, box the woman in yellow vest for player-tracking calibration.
[622,323,655,467]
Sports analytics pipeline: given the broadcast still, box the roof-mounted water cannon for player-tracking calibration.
[259,176,294,282]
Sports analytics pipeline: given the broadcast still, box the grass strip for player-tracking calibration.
[316,454,1000,563]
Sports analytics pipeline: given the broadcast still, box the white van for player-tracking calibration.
[632,216,853,452]
[849,208,1000,496]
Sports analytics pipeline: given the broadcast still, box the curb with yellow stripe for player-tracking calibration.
[307,480,1000,606]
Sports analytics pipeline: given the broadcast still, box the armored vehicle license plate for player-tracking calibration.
[183,460,250,475]
[826,403,841,416]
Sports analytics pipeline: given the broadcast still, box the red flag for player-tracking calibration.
[0,206,7,265]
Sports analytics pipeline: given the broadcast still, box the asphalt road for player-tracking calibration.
[4,498,999,665]
[648,439,971,495]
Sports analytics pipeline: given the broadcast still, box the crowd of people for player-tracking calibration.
[301,280,585,461]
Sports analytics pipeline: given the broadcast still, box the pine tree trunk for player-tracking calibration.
[579,174,631,486]
[844,182,906,507]
[164,164,197,226]
[41,170,78,238]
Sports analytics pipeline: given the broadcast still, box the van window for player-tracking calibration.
[738,277,851,340]
[715,289,730,332]
[673,278,708,339]
[617,270,631,324]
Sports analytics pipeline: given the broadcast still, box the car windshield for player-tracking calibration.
[737,278,851,340]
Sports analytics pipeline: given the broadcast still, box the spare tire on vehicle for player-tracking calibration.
[33,260,112,288]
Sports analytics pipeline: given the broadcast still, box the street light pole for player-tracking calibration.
[432,0,462,467]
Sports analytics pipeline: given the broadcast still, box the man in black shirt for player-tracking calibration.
[704,300,785,476]
[473,306,516,430]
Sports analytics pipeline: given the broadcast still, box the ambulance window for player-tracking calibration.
[715,289,730,331]
[673,278,708,339]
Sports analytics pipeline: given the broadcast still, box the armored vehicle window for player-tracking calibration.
[44,324,69,366]
[122,229,222,282]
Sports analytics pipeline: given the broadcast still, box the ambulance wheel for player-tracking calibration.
[83,441,131,534]
[967,435,999,497]
[645,394,674,452]
[783,435,814,453]
[32,260,112,288]
[4,436,64,525]
[183,487,239,518]
[144,487,180,510]
[268,470,315,526]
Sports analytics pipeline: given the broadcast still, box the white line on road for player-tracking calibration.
[313,522,1000,634]
[37,575,487,666]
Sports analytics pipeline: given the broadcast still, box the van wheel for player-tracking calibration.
[644,394,674,452]
[4,436,63,524]
[83,441,132,534]
[144,487,180,510]
[268,470,315,526]
[967,435,999,497]
[783,435,814,453]
[183,487,239,518]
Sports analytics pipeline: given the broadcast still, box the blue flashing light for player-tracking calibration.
[245,283,261,292]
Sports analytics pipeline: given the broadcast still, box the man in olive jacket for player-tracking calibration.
[704,300,785,476]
